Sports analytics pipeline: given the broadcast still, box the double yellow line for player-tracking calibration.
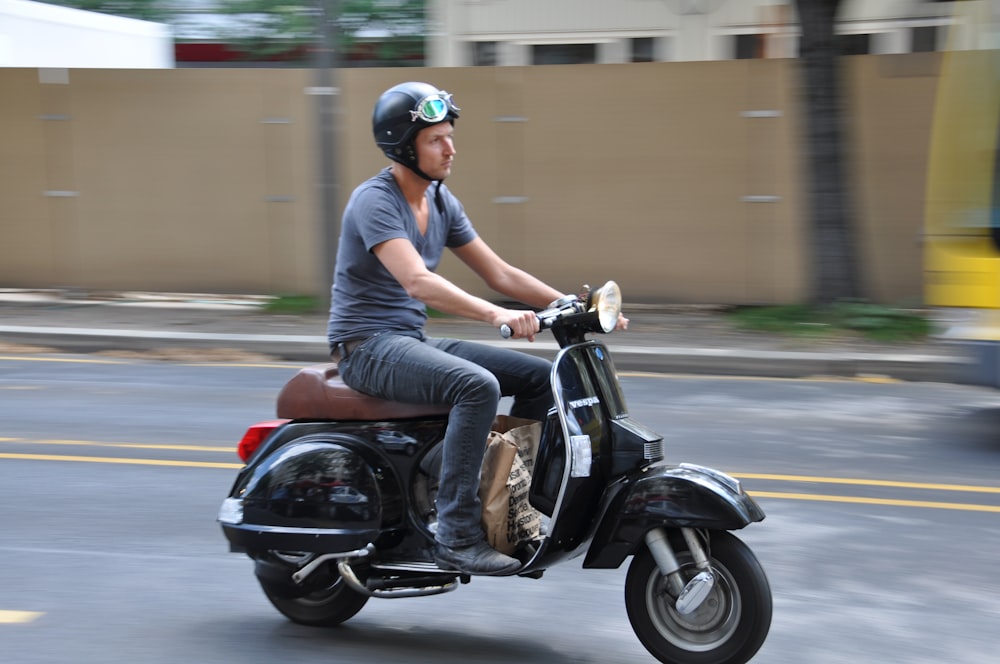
[0,437,242,469]
[737,472,1000,513]
[748,490,1000,513]
[3,437,1000,513]
[0,452,241,470]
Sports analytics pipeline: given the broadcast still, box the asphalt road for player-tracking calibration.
[2,354,999,663]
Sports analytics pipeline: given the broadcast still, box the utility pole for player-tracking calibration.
[313,0,341,309]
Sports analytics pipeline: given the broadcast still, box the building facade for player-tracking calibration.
[0,0,174,68]
[427,0,998,67]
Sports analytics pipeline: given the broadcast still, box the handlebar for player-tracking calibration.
[500,320,545,339]
[499,294,584,338]
[496,283,620,340]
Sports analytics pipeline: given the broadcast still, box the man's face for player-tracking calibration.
[414,122,455,180]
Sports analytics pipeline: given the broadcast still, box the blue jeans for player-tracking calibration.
[337,332,552,548]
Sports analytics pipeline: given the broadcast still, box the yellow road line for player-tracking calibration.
[182,362,293,369]
[0,355,127,365]
[1,438,231,453]
[619,371,894,383]
[0,610,43,624]
[0,355,291,369]
[0,453,241,469]
[735,473,1000,495]
[4,440,999,496]
[3,444,999,513]
[752,490,1000,513]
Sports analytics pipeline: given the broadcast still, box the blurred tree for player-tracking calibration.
[795,0,862,304]
[40,0,171,22]
[40,0,425,65]
[214,0,425,64]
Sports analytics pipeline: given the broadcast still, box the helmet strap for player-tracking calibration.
[388,150,447,214]
[409,159,438,184]
[433,181,445,214]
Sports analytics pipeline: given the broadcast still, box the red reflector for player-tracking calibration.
[237,420,289,462]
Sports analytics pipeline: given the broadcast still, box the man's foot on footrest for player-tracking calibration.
[434,540,520,576]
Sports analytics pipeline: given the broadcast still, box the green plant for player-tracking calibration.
[728,301,933,342]
[263,294,322,314]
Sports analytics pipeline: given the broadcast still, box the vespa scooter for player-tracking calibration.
[218,281,772,664]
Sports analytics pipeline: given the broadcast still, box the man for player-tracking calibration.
[327,81,566,576]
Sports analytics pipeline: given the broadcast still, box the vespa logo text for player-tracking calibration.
[569,396,601,409]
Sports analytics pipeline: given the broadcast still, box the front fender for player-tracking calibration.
[583,462,765,568]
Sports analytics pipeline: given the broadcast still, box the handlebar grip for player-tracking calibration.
[501,313,548,338]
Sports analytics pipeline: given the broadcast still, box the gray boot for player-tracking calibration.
[434,540,521,576]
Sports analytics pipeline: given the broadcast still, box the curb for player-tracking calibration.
[0,324,966,382]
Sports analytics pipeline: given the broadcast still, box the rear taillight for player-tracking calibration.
[236,420,289,462]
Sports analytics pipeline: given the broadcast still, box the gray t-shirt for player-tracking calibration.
[327,168,477,348]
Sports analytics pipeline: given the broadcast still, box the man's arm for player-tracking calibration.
[372,237,547,339]
[455,237,629,333]
[451,237,563,309]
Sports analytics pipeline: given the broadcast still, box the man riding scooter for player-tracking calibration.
[326,81,627,575]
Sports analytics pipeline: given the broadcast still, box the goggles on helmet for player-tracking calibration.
[410,92,459,124]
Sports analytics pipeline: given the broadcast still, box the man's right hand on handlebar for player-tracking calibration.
[494,308,541,341]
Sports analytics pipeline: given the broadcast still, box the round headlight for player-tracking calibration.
[591,281,621,333]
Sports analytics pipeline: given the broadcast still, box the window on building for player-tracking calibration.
[631,37,655,63]
[735,34,764,59]
[840,33,872,55]
[911,26,939,52]
[532,43,597,65]
[471,41,498,66]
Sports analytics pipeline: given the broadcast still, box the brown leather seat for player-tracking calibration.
[276,364,452,420]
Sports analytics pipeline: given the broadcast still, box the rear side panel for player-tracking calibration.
[222,435,387,553]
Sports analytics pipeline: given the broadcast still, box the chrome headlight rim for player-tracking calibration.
[591,280,622,333]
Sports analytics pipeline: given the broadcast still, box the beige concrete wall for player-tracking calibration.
[0,56,940,304]
[847,53,940,305]
[1,68,319,293]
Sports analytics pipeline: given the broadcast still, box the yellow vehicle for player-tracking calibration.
[924,11,1000,386]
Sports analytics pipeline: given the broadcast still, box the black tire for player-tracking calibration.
[624,531,771,664]
[255,554,369,627]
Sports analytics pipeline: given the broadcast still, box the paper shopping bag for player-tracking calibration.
[478,417,543,554]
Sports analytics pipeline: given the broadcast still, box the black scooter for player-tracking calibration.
[218,282,772,664]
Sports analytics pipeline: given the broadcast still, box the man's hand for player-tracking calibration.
[495,308,541,341]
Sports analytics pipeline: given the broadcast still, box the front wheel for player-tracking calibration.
[625,531,771,664]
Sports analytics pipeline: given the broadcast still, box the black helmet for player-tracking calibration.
[372,81,460,181]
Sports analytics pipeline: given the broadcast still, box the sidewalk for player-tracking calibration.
[0,289,966,381]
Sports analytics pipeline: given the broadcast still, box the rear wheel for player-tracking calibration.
[253,552,369,627]
[624,531,771,664]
